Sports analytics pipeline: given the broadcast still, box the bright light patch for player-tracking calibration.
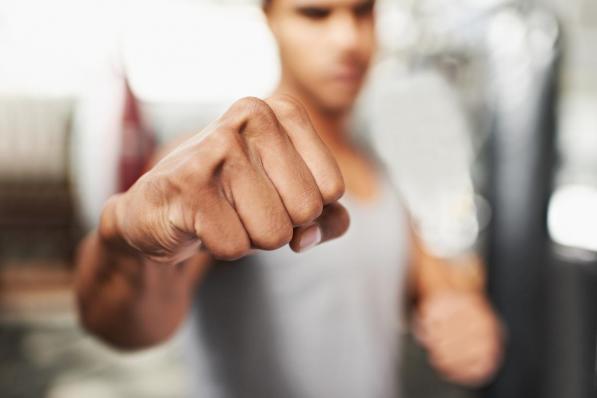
[549,185,597,252]
[122,3,280,103]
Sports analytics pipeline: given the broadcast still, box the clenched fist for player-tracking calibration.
[414,291,504,386]
[101,96,350,264]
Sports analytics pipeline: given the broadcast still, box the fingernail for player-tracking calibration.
[298,225,322,252]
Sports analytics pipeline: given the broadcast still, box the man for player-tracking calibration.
[75,0,503,396]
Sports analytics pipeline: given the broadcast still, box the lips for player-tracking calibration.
[330,68,365,85]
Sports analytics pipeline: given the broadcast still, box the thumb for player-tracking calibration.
[290,202,350,253]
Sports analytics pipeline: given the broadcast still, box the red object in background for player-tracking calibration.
[118,79,156,192]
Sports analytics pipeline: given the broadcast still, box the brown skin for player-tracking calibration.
[409,232,504,386]
[75,0,502,386]
[76,96,349,349]
[266,0,380,201]
[266,0,376,115]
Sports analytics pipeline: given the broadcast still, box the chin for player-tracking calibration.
[315,87,359,113]
[319,95,358,115]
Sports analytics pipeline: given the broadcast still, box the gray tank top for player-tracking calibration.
[183,176,409,398]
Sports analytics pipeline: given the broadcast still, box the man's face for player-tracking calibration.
[266,0,376,114]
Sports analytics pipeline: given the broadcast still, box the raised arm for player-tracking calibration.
[408,230,504,386]
[74,96,350,350]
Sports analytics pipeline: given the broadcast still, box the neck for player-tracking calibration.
[274,78,352,152]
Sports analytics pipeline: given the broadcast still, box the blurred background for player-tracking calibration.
[0,0,596,397]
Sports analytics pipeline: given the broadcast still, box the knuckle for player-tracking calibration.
[267,94,306,120]
[211,240,251,261]
[289,195,323,225]
[235,96,268,112]
[320,176,345,203]
[220,97,280,136]
[227,97,284,143]
[236,96,277,123]
[252,220,293,250]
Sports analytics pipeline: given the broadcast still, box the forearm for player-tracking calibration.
[408,232,504,386]
[75,199,210,350]
[74,95,350,349]
[409,231,486,300]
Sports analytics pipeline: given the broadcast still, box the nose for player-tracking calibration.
[328,12,361,53]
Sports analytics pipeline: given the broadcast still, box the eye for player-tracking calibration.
[354,1,374,17]
[297,7,331,20]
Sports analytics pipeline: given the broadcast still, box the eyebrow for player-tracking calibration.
[293,0,375,8]
[353,0,375,11]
